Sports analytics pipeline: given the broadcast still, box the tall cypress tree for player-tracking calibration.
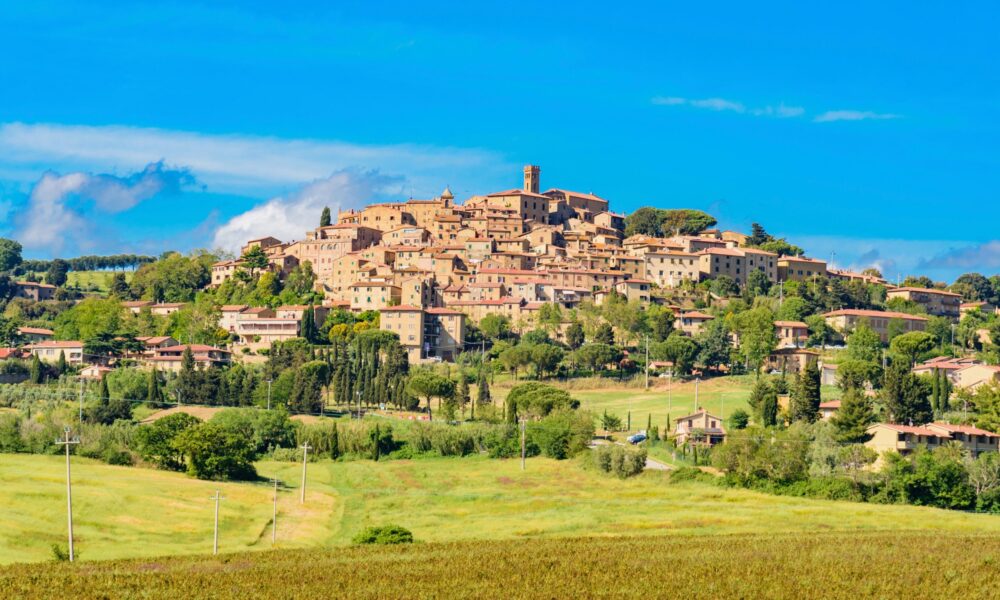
[477,369,491,404]
[930,367,941,412]
[320,206,332,227]
[56,350,67,375]
[29,353,42,384]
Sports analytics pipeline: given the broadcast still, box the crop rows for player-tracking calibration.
[3,531,1000,598]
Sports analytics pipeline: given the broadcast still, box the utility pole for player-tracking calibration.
[210,490,225,555]
[520,418,526,471]
[644,335,649,390]
[271,478,278,545]
[694,377,700,410]
[300,442,312,504]
[77,379,84,424]
[55,427,80,562]
[667,372,672,413]
[267,379,273,410]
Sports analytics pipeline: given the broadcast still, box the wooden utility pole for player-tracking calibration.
[210,490,225,555]
[77,380,84,424]
[271,478,278,545]
[644,335,649,390]
[519,418,526,471]
[55,427,80,561]
[300,442,312,504]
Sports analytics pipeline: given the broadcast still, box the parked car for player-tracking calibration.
[626,433,647,445]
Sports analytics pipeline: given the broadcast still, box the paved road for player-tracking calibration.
[589,439,674,471]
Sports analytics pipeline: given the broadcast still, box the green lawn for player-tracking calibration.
[4,453,1000,565]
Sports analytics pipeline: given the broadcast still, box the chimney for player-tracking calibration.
[523,165,540,194]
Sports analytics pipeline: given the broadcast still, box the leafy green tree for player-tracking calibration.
[573,343,620,373]
[531,344,564,379]
[659,333,699,376]
[846,323,882,363]
[889,331,936,366]
[881,361,932,425]
[711,275,739,298]
[506,382,579,418]
[734,306,776,376]
[479,314,511,340]
[729,409,750,430]
[835,359,881,392]
[46,259,69,287]
[623,207,663,237]
[776,297,810,322]
[661,209,717,236]
[830,388,876,443]
[745,269,771,298]
[648,307,674,343]
[593,323,615,345]
[0,239,23,272]
[406,371,456,418]
[566,322,585,349]
[320,206,332,227]
[696,318,731,371]
[172,422,257,480]
[135,412,201,470]
[240,245,270,278]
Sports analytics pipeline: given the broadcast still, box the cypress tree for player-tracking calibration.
[98,373,110,402]
[930,368,940,412]
[29,353,42,384]
[146,368,162,405]
[56,350,67,375]
[320,206,332,227]
[940,370,951,412]
[477,369,491,404]
[790,360,821,423]
[646,413,652,434]
[456,377,470,419]
[330,422,340,459]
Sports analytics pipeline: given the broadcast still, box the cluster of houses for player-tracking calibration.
[204,165,962,364]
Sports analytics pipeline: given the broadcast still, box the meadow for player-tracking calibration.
[3,532,1000,598]
[491,374,841,429]
[3,452,1000,565]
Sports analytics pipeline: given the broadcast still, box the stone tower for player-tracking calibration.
[523,165,540,194]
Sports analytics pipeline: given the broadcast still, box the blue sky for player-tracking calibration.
[0,1,997,281]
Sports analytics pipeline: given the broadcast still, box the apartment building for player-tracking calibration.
[886,287,961,319]
[380,305,466,362]
[777,256,827,282]
[823,309,928,343]
[644,251,700,288]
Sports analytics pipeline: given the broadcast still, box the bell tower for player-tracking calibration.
[523,165,540,194]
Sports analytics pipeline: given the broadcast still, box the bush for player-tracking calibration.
[135,413,201,471]
[668,467,717,484]
[592,444,647,478]
[172,422,257,481]
[528,409,594,459]
[352,524,413,545]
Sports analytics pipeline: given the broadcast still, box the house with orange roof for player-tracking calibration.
[14,281,57,301]
[774,320,808,347]
[17,326,54,343]
[26,340,85,365]
[678,311,714,336]
[777,256,827,282]
[823,309,928,343]
[886,286,961,319]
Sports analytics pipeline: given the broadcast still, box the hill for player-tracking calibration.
[4,453,1000,565]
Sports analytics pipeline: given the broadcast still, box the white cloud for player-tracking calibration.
[211,170,401,252]
[813,110,901,123]
[14,162,193,254]
[0,122,508,197]
[689,97,745,112]
[652,96,803,118]
[918,241,1000,271]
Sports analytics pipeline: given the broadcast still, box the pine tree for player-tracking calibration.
[320,206,332,227]
[830,388,876,443]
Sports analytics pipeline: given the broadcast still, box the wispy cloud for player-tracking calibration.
[653,96,899,124]
[211,170,400,252]
[652,95,803,119]
[917,241,1000,271]
[813,110,901,123]
[14,162,193,255]
[0,122,509,197]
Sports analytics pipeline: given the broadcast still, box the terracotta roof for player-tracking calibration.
[888,287,961,297]
[486,188,550,199]
[380,305,424,312]
[819,400,841,409]
[874,423,947,437]
[823,309,929,321]
[27,341,83,349]
[927,422,999,437]
[680,311,714,320]
[18,327,53,335]
[220,305,249,312]
[774,321,808,328]
[425,308,464,316]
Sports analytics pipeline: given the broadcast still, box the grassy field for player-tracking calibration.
[4,533,1000,598]
[63,270,133,292]
[4,453,1000,566]
[490,374,841,429]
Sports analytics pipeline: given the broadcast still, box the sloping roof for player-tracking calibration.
[823,309,929,321]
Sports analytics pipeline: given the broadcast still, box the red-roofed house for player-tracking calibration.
[17,326,54,343]
[886,287,961,319]
[823,309,928,343]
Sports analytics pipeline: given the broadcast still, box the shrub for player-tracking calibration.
[172,422,257,481]
[592,444,647,478]
[528,409,594,459]
[352,525,413,545]
[135,413,201,471]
